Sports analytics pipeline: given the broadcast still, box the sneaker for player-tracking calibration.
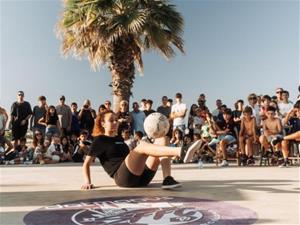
[271,136,283,147]
[279,161,290,168]
[240,154,248,166]
[220,160,229,167]
[247,157,255,166]
[162,176,182,189]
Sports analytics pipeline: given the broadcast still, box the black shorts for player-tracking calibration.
[12,125,27,140]
[114,161,156,187]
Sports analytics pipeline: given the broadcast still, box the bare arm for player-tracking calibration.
[277,118,282,134]
[81,155,95,190]
[38,117,47,127]
[239,119,245,137]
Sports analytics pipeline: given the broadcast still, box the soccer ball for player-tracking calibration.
[144,112,170,139]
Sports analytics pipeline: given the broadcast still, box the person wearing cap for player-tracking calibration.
[30,96,48,135]
[10,91,32,147]
[56,95,72,137]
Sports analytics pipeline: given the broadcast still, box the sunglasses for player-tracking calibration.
[18,94,24,96]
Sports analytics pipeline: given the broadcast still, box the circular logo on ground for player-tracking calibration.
[24,196,257,225]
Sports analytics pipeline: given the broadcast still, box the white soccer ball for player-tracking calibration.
[144,112,170,139]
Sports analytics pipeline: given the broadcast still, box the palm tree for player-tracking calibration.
[57,0,184,112]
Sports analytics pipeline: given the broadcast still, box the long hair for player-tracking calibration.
[32,131,44,148]
[92,110,115,137]
[45,105,58,124]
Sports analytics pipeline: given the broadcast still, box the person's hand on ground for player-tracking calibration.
[81,183,94,190]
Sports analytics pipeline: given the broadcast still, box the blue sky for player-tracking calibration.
[1,0,299,113]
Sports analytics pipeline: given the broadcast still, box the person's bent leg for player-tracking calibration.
[246,138,254,157]
[239,136,245,155]
[281,140,289,159]
[220,140,228,160]
[284,131,300,141]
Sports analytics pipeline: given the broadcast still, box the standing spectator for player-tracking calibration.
[39,106,61,138]
[56,95,72,137]
[104,100,112,110]
[233,99,244,131]
[275,87,284,103]
[116,100,132,135]
[187,104,198,137]
[278,90,293,118]
[197,93,206,108]
[144,99,155,117]
[247,93,261,127]
[70,102,80,136]
[10,91,32,147]
[78,99,96,135]
[170,93,187,132]
[139,99,147,111]
[167,99,173,108]
[31,96,48,135]
[157,96,171,118]
[130,102,146,135]
[98,104,107,114]
[0,107,8,135]
[212,99,223,120]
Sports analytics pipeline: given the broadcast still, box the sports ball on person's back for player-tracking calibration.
[144,112,170,139]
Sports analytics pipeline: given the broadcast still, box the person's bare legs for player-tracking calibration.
[246,138,254,157]
[239,136,245,155]
[284,131,300,141]
[220,140,228,160]
[281,140,289,159]
[259,135,269,153]
[125,138,181,176]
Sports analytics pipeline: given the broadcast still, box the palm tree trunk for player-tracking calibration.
[109,37,135,113]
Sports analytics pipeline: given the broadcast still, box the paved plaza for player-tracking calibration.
[1,163,299,225]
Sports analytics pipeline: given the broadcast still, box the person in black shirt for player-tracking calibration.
[10,91,32,147]
[279,101,300,167]
[208,108,238,167]
[78,99,96,134]
[143,99,156,117]
[38,106,61,138]
[82,110,188,190]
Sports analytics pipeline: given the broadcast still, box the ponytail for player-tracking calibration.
[92,110,114,137]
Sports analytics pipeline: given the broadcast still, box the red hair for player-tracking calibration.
[92,110,115,137]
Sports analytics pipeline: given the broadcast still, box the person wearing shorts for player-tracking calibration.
[81,110,186,190]
[208,108,238,167]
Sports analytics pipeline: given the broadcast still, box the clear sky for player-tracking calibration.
[1,0,299,113]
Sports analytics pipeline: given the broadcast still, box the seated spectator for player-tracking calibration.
[61,136,73,162]
[239,106,258,166]
[260,95,272,121]
[259,106,283,156]
[72,130,91,162]
[121,129,136,151]
[208,109,238,167]
[192,107,205,135]
[133,131,144,145]
[247,93,261,128]
[0,133,13,164]
[275,87,284,103]
[46,135,64,163]
[170,128,184,163]
[31,130,45,164]
[39,105,61,138]
[279,101,300,167]
[6,137,31,164]
[144,99,155,117]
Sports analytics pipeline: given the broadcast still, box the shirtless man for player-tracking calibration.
[259,106,283,155]
[239,106,257,165]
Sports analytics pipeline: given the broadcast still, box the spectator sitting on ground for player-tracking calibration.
[121,129,136,151]
[6,137,32,164]
[46,134,65,163]
[72,130,91,162]
[259,106,283,157]
[170,128,184,163]
[0,132,13,164]
[61,136,73,162]
[239,106,258,166]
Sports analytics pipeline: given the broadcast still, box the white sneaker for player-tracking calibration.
[183,140,203,163]
[220,160,229,167]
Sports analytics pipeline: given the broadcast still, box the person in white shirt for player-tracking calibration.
[278,90,293,118]
[247,93,261,127]
[170,93,187,132]
[193,108,205,134]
